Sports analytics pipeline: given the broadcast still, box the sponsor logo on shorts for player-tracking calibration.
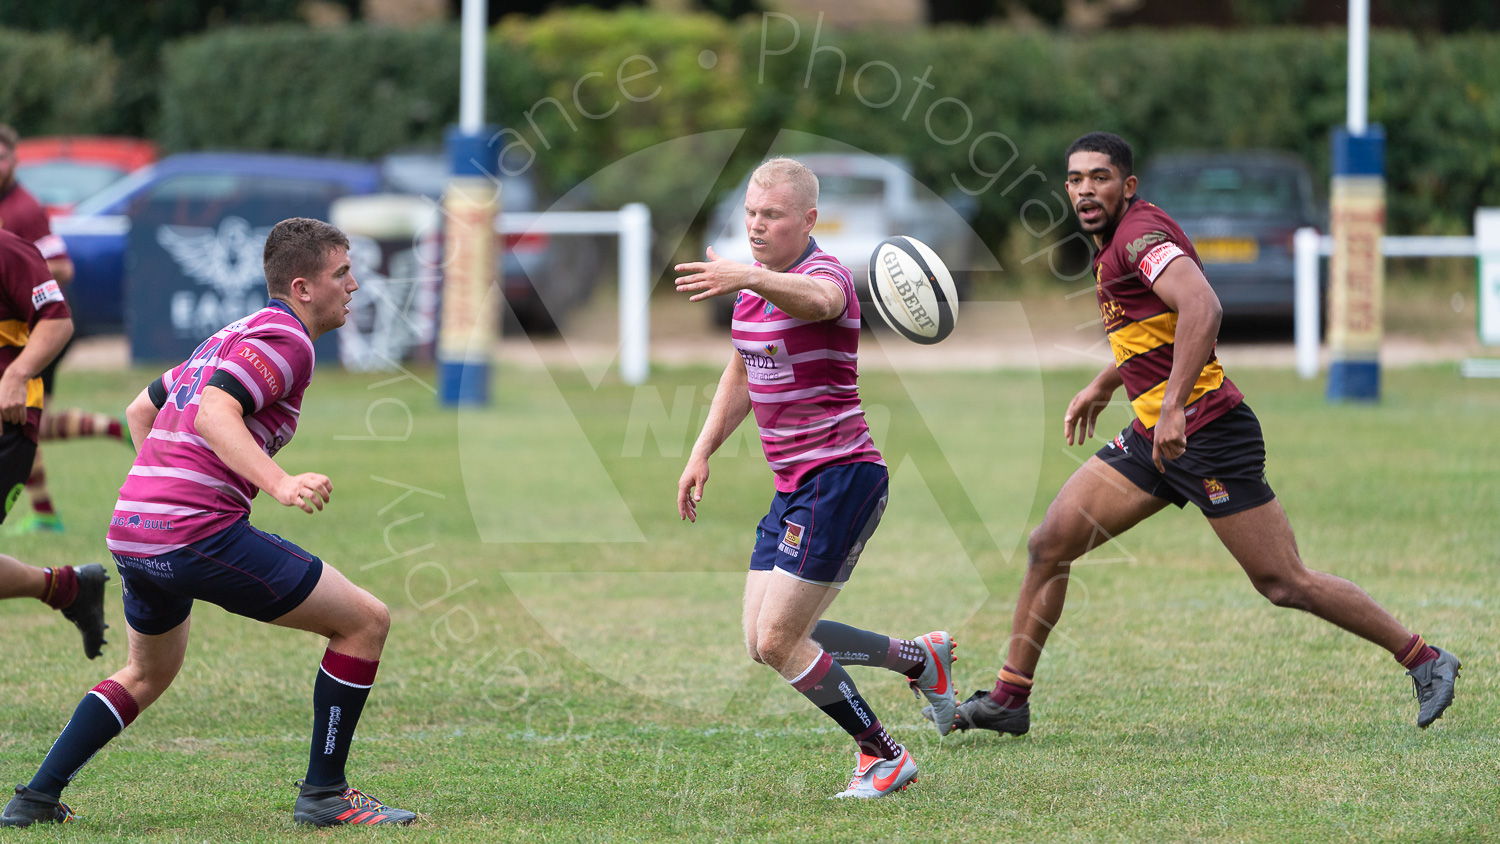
[779,521,805,556]
[115,555,173,574]
[1109,433,1130,454]
[112,513,175,531]
[1203,478,1230,506]
[31,279,65,309]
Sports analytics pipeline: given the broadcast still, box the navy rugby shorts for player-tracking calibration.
[112,517,324,635]
[750,461,889,586]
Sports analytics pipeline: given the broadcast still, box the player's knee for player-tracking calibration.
[1027,523,1076,569]
[364,596,391,641]
[754,630,795,671]
[1254,576,1311,610]
[745,641,766,665]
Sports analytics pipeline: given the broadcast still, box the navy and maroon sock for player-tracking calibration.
[990,663,1034,710]
[41,566,79,610]
[789,650,901,759]
[28,680,140,798]
[25,460,55,516]
[811,620,928,680]
[1395,634,1439,670]
[304,649,379,788]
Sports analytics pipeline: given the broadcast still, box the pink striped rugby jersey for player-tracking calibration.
[731,238,884,492]
[107,301,315,555]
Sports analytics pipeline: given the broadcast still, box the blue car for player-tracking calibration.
[54,152,382,336]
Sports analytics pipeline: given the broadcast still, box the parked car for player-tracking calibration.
[15,136,159,217]
[1141,151,1324,321]
[703,153,980,326]
[380,150,601,333]
[53,152,381,336]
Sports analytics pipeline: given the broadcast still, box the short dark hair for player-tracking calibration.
[0,124,17,152]
[1066,132,1134,178]
[262,217,349,298]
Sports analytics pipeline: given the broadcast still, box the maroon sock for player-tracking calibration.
[1395,634,1439,669]
[886,637,927,680]
[989,663,1034,710]
[43,566,79,610]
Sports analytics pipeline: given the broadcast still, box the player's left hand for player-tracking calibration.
[1151,405,1187,472]
[675,247,752,302]
[273,472,333,514]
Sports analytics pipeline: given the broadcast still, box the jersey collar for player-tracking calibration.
[267,297,311,336]
[770,237,818,274]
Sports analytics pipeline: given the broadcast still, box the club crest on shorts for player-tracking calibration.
[779,521,805,556]
[1203,478,1230,506]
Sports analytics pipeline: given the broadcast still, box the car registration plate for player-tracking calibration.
[1195,237,1258,263]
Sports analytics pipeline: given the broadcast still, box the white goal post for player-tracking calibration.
[497,203,653,385]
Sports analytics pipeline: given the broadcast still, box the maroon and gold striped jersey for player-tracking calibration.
[0,228,68,439]
[1093,197,1242,439]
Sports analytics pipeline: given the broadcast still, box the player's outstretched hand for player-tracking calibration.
[675,247,751,302]
[1151,405,1187,472]
[273,472,333,514]
[1063,382,1116,446]
[677,457,709,523]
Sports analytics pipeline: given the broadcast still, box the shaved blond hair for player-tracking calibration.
[750,157,818,213]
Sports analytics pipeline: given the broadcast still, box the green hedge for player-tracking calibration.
[0,27,117,135]
[7,15,1499,245]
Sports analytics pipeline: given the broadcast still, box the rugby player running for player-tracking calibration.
[2,218,416,828]
[930,132,1460,737]
[676,157,958,799]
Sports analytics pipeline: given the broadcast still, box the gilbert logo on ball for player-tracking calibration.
[867,236,958,344]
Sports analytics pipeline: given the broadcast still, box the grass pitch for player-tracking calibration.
[1,355,1495,842]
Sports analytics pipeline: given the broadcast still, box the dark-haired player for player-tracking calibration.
[676,157,957,799]
[0,228,107,657]
[932,131,1459,737]
[0,123,129,535]
[2,218,416,828]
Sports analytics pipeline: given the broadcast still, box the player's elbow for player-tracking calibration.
[817,289,845,321]
[126,392,157,431]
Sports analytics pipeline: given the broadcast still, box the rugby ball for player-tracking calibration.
[867,236,958,344]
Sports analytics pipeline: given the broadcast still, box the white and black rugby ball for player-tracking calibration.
[866,236,958,344]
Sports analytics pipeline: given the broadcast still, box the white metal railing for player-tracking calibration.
[1293,228,1483,379]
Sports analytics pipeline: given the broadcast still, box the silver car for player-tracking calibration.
[704,152,981,326]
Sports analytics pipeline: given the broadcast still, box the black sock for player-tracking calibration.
[790,650,901,759]
[305,649,379,788]
[29,681,139,798]
[811,620,928,679]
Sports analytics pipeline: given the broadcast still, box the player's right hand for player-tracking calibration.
[0,370,28,425]
[273,472,333,513]
[677,458,709,523]
[1063,384,1114,446]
